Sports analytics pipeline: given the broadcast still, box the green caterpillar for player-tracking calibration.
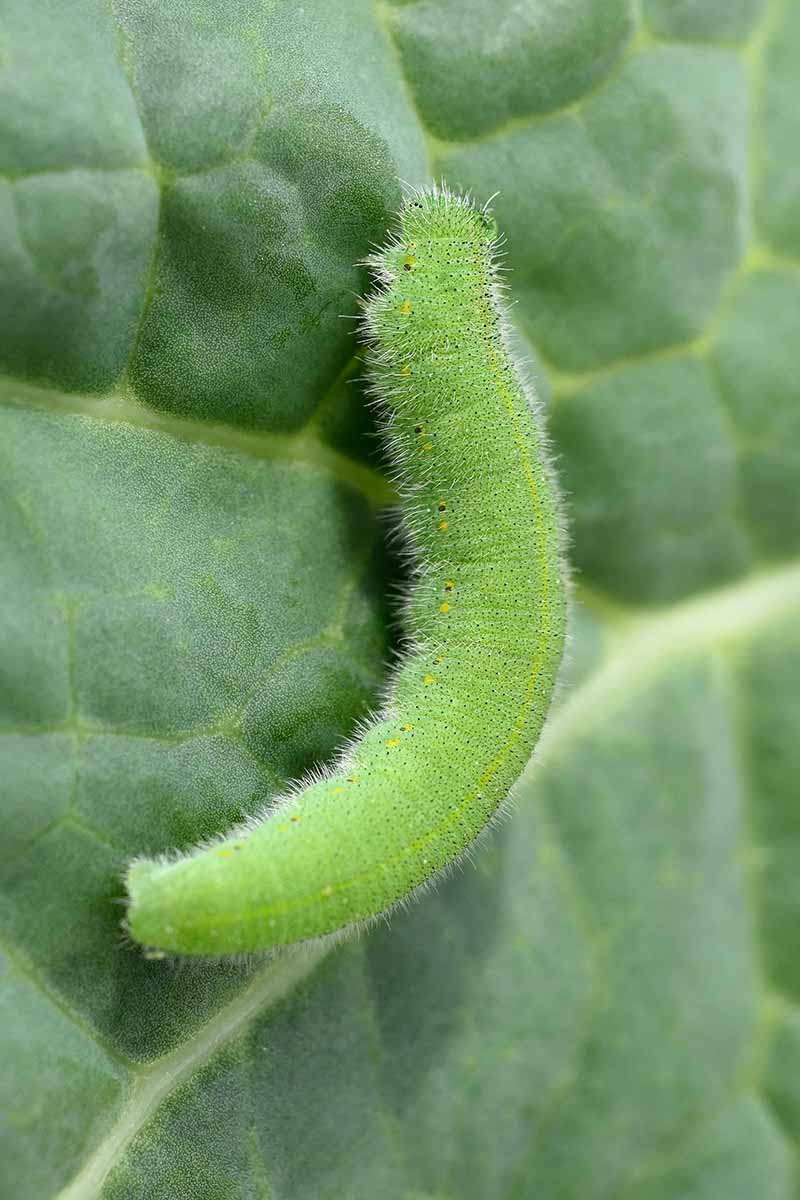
[125,186,567,957]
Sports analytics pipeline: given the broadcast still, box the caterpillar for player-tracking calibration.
[125,186,568,957]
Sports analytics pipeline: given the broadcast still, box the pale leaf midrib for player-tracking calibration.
[537,559,800,770]
[56,944,329,1200]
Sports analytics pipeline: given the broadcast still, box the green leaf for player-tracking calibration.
[1,0,799,1197]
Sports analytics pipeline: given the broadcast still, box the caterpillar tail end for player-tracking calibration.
[125,857,189,959]
[125,850,288,958]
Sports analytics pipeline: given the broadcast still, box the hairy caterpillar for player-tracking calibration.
[125,187,567,957]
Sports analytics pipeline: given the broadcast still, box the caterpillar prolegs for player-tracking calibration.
[125,187,567,956]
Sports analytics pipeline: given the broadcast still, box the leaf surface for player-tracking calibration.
[1,1,799,1196]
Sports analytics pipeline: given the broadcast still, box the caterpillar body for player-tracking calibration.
[125,187,567,957]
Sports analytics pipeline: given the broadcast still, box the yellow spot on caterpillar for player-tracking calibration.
[401,364,410,376]
[400,299,411,316]
[386,737,401,748]
[437,501,447,512]
[347,775,361,783]
[404,254,415,271]
[423,673,437,685]
[219,848,233,857]
[290,814,302,822]
[439,602,451,614]
[434,655,445,664]
[438,520,449,531]
[234,843,245,850]
[400,723,414,732]
[444,580,455,591]
[333,786,345,795]
[407,241,417,249]
[277,824,290,833]
[422,442,433,452]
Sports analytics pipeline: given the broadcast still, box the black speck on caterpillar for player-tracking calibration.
[125,184,568,957]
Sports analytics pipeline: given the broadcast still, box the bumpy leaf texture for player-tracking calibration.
[1,1,799,1197]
